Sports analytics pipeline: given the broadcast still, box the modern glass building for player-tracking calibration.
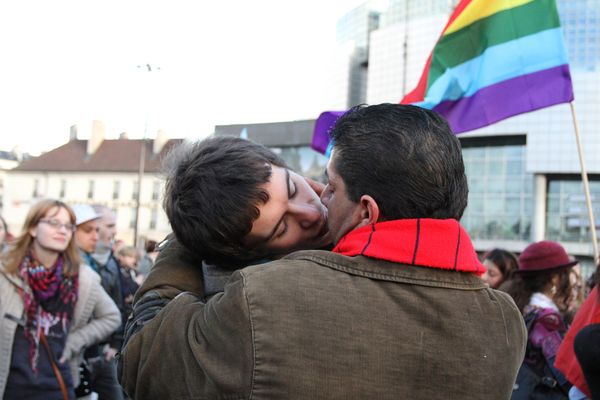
[214,120,329,182]
[218,0,600,278]
[335,0,600,276]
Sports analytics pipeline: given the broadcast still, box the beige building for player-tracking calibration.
[3,125,181,246]
[0,151,22,214]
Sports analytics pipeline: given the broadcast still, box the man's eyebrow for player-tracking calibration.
[285,169,291,197]
[262,218,284,244]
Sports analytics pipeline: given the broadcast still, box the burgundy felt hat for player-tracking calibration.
[516,240,577,274]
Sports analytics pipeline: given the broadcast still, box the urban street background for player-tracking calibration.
[1,0,599,280]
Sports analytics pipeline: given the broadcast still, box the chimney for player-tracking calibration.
[87,120,105,155]
[119,132,129,139]
[70,124,78,141]
[153,129,169,154]
[12,146,23,162]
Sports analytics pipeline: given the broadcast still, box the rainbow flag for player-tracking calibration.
[311,0,574,153]
[401,0,574,133]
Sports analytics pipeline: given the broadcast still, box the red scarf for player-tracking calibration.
[18,250,79,373]
[333,218,484,275]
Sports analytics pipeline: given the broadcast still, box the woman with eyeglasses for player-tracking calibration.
[0,199,121,399]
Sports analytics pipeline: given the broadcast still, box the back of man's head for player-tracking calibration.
[163,136,287,265]
[330,104,468,221]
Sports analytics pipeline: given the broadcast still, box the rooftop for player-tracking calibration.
[13,138,182,173]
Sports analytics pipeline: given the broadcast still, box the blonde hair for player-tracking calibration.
[117,245,138,259]
[3,199,81,277]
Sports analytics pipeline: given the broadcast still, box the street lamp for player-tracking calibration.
[133,64,160,247]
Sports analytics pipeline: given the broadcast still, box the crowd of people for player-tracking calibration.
[0,204,155,399]
[0,104,599,399]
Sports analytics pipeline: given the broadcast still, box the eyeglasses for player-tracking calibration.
[39,219,76,232]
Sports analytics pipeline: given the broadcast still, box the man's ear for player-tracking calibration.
[355,194,380,228]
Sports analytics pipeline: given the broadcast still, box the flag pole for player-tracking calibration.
[401,0,410,97]
[570,102,599,263]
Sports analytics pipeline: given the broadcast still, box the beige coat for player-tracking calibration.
[0,262,121,397]
[121,249,527,400]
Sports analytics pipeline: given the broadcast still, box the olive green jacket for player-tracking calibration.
[120,249,526,400]
[132,237,207,303]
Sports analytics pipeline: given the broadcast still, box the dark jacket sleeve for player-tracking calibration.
[99,256,126,349]
[118,237,209,371]
[120,270,254,400]
[133,235,206,303]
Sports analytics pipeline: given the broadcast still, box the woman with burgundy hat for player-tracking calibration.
[508,240,578,315]
[508,240,577,400]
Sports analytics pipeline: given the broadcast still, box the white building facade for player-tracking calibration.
[0,154,19,213]
[2,128,177,246]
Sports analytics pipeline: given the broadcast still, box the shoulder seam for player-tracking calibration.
[293,254,486,290]
[241,271,256,400]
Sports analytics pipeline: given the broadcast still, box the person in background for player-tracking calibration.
[571,265,585,306]
[136,240,157,280]
[91,207,117,263]
[562,264,586,326]
[90,205,124,348]
[481,248,519,289]
[556,264,600,400]
[505,240,577,399]
[89,205,125,400]
[112,239,126,255]
[0,199,120,399]
[71,205,101,271]
[116,246,141,325]
[506,241,576,316]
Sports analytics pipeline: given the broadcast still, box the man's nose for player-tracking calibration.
[320,185,331,207]
[289,201,322,229]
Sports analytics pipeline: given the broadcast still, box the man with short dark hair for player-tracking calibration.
[129,136,331,309]
[163,136,330,266]
[121,104,526,399]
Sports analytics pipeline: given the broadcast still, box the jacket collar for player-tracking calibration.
[333,219,484,276]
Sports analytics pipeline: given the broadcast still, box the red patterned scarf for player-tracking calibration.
[333,218,484,275]
[18,250,79,373]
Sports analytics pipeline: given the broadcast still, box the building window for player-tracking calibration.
[150,207,158,230]
[87,180,94,199]
[152,181,160,201]
[273,146,329,182]
[546,176,600,244]
[59,179,66,199]
[113,180,120,200]
[460,136,533,241]
[33,179,39,198]
[132,180,139,201]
